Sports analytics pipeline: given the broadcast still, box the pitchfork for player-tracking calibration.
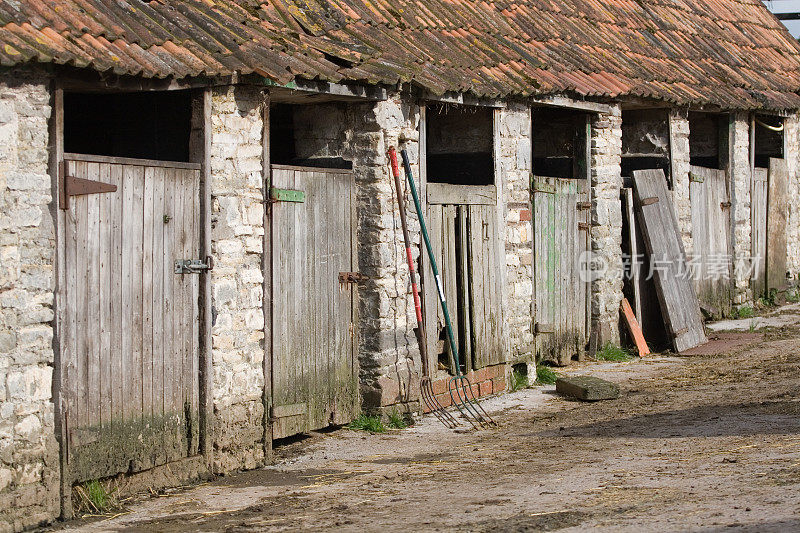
[388,148,459,429]
[399,149,497,430]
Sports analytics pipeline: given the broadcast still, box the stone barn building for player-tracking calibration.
[1,0,800,529]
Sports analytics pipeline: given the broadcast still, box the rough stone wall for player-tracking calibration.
[669,109,693,257]
[589,108,624,348]
[208,86,266,472]
[784,113,800,278]
[349,96,424,413]
[729,112,752,305]
[499,103,533,362]
[0,73,60,531]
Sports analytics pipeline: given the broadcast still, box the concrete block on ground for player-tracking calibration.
[555,376,620,401]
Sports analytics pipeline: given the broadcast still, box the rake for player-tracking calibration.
[399,149,497,429]
[387,147,459,429]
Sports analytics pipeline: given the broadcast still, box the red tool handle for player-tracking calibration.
[388,147,427,366]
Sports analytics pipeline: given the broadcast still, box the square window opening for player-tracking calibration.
[532,107,589,179]
[754,114,784,169]
[689,112,728,170]
[621,109,671,186]
[63,90,192,162]
[269,103,353,170]
[426,103,493,186]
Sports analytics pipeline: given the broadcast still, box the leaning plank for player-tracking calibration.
[766,158,788,292]
[632,169,706,353]
[620,298,650,357]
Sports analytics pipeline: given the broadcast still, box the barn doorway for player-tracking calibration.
[688,112,733,317]
[57,89,205,485]
[421,103,506,378]
[531,107,591,365]
[751,115,788,297]
[267,101,359,438]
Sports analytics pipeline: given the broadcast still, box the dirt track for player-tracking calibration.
[60,323,800,532]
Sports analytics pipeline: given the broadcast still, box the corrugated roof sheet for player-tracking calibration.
[2,0,800,109]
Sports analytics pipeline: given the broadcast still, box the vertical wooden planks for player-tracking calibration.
[751,168,768,296]
[632,169,707,352]
[98,163,113,432]
[62,156,202,482]
[767,158,788,292]
[142,167,155,429]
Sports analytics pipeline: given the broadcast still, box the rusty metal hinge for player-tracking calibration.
[578,222,590,231]
[577,201,591,210]
[338,272,369,284]
[640,196,659,206]
[59,162,117,210]
[720,201,731,209]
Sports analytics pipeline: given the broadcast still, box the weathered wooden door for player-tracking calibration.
[751,167,768,296]
[423,200,506,375]
[60,154,202,483]
[766,158,788,292]
[532,177,590,365]
[689,166,733,316]
[270,165,358,439]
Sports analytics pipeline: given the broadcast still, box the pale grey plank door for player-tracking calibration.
[632,169,706,353]
[270,165,358,439]
[62,156,201,483]
[532,177,589,366]
[767,158,788,292]
[689,166,733,316]
[751,167,768,297]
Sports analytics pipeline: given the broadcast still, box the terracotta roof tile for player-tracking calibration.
[1,0,800,109]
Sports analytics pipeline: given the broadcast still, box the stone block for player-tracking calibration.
[555,376,620,401]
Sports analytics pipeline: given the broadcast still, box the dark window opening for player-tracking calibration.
[621,109,671,187]
[532,107,589,178]
[754,114,784,169]
[64,90,192,162]
[689,112,727,169]
[426,104,493,185]
[269,103,352,169]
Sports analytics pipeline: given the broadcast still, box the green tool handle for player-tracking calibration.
[400,149,463,376]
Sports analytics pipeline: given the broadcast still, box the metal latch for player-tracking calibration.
[175,256,214,274]
[338,272,369,284]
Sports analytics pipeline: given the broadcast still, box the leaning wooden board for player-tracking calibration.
[631,169,706,352]
[766,157,788,292]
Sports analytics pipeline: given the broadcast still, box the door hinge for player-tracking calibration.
[640,196,659,206]
[338,272,369,284]
[576,201,591,210]
[578,222,590,231]
[269,187,305,203]
[689,172,705,183]
[720,201,731,209]
[59,162,117,210]
[175,256,214,274]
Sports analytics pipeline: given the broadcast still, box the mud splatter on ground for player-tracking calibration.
[56,327,800,532]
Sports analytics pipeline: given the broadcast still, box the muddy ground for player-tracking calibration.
[59,318,800,532]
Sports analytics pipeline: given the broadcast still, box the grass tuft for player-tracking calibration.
[387,410,411,430]
[734,306,755,319]
[348,413,386,433]
[510,368,529,391]
[787,288,800,303]
[595,343,634,362]
[535,365,559,385]
[74,479,119,515]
